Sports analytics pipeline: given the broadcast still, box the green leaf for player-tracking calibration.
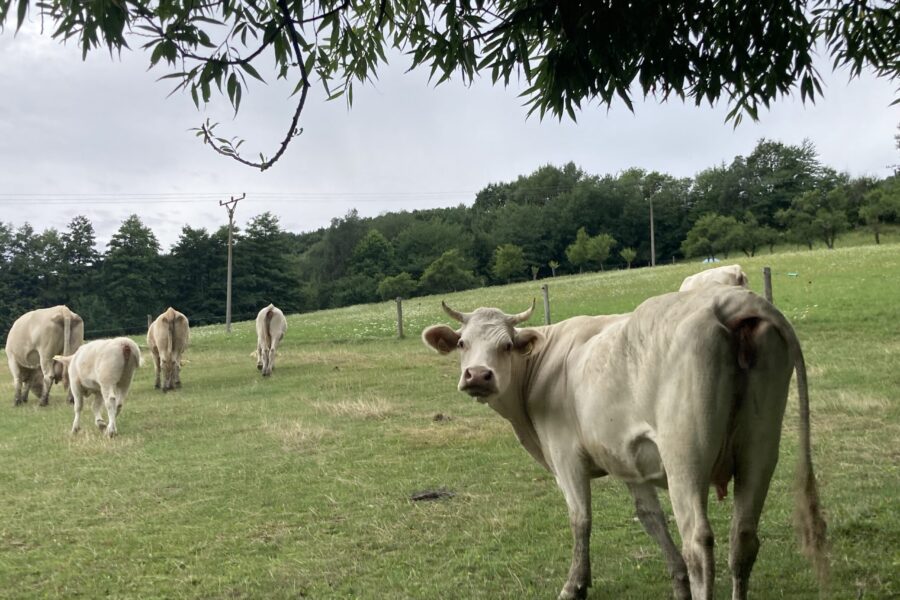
[16,0,27,32]
[239,62,266,83]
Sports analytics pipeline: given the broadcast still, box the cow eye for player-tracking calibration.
[457,339,465,349]
[504,341,512,352]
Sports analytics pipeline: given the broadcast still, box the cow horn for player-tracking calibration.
[441,301,469,323]
[508,299,536,325]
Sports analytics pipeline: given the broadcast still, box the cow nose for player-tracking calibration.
[464,367,493,386]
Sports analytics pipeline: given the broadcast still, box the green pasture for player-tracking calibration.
[1,243,898,599]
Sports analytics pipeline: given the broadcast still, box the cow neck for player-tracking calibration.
[488,344,550,472]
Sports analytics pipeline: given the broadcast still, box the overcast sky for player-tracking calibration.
[1,20,897,251]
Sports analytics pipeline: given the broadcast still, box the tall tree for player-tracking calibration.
[589,233,618,271]
[233,212,301,317]
[60,215,101,306]
[565,228,593,274]
[103,215,164,332]
[419,249,480,295]
[492,244,527,283]
[859,177,900,244]
[681,213,742,260]
[350,229,396,279]
[169,226,227,323]
[8,1,896,168]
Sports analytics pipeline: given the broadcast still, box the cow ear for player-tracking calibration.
[422,325,460,354]
[513,329,543,356]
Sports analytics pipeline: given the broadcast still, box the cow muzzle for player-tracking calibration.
[459,366,498,398]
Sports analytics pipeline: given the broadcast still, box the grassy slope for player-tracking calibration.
[1,242,898,599]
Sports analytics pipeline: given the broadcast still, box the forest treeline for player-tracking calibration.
[1,138,898,338]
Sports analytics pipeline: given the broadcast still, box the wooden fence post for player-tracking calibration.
[763,267,773,303]
[541,284,551,325]
[395,297,404,339]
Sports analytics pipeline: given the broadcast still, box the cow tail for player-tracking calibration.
[792,344,829,586]
[122,341,140,368]
[264,307,274,350]
[63,311,72,355]
[168,312,175,356]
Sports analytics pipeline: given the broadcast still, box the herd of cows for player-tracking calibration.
[4,303,287,436]
[5,264,827,599]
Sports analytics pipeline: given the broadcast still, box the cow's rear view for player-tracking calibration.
[254,303,287,376]
[147,307,190,392]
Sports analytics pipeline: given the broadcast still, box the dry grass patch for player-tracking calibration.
[263,419,327,451]
[819,390,892,414]
[301,349,377,368]
[399,417,508,448]
[66,432,142,453]
[314,395,395,420]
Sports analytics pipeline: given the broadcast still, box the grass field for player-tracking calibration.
[1,242,898,599]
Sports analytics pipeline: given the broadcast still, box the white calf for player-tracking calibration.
[54,337,141,437]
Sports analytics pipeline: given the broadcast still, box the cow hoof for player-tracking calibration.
[96,421,107,430]
[39,399,49,407]
[558,584,588,600]
[105,430,117,438]
[71,427,80,435]
[257,364,263,371]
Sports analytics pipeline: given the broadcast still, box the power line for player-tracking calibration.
[0,190,480,204]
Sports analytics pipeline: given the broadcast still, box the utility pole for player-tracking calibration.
[220,193,245,333]
[649,194,656,267]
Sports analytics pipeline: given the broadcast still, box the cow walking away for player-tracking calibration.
[679,264,749,291]
[147,307,189,392]
[5,305,84,406]
[54,337,141,437]
[254,304,287,376]
[423,288,827,600]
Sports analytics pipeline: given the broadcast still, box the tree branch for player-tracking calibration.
[198,0,311,171]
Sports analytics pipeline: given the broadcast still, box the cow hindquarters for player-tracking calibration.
[728,324,791,600]
[661,329,735,600]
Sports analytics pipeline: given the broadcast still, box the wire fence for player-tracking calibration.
[81,310,265,339]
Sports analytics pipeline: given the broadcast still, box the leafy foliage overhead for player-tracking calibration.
[3,0,897,169]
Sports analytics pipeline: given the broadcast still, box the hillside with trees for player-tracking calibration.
[1,138,897,338]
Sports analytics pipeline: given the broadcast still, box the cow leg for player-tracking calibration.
[13,375,25,406]
[38,360,54,406]
[668,481,715,600]
[256,345,264,371]
[554,459,592,600]
[627,483,691,599]
[92,394,106,430]
[263,349,273,376]
[103,389,118,437]
[161,358,172,392]
[174,361,182,388]
[71,388,84,434]
[152,352,161,389]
